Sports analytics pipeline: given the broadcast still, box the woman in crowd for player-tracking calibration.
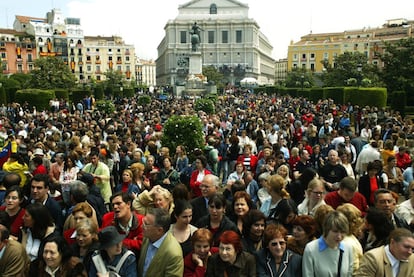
[256,224,302,276]
[358,161,384,206]
[228,134,241,178]
[29,235,87,276]
[302,211,354,277]
[237,144,258,173]
[276,164,292,188]
[156,156,180,191]
[170,199,198,257]
[226,162,245,186]
[297,178,326,216]
[115,169,140,197]
[190,155,212,198]
[89,226,137,277]
[174,144,189,174]
[260,174,290,218]
[184,228,219,277]
[129,162,150,193]
[361,207,394,252]
[59,154,79,206]
[287,215,317,255]
[229,191,254,232]
[20,203,57,261]
[241,209,266,254]
[313,204,335,237]
[339,149,355,179]
[143,155,159,187]
[336,203,364,271]
[71,218,100,273]
[195,194,239,247]
[133,184,175,215]
[269,198,298,234]
[206,230,256,277]
[63,202,98,245]
[0,185,26,239]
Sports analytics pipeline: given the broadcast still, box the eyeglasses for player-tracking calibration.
[270,241,286,247]
[312,191,324,195]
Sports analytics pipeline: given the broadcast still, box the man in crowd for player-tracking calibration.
[374,189,410,230]
[319,149,348,191]
[355,228,414,276]
[191,174,219,224]
[0,224,29,276]
[138,208,183,277]
[102,191,144,254]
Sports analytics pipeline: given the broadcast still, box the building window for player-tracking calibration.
[28,64,33,71]
[301,53,306,60]
[208,31,215,43]
[117,66,122,71]
[222,31,228,43]
[180,31,187,44]
[28,54,32,62]
[17,64,23,73]
[236,30,242,43]
[1,53,6,59]
[210,4,217,14]
[87,65,91,71]
[310,63,315,71]
[126,56,130,61]
[310,53,315,60]
[324,53,329,59]
[97,76,101,81]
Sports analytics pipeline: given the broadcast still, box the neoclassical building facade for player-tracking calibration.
[156,0,275,87]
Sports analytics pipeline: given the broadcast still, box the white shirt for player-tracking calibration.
[384,245,400,277]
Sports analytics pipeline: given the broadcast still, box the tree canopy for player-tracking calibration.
[30,57,76,89]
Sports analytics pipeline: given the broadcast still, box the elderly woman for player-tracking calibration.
[195,194,239,247]
[297,178,326,216]
[29,235,87,276]
[206,230,256,277]
[256,224,302,276]
[287,215,317,255]
[184,228,219,277]
[132,184,175,215]
[241,209,266,254]
[302,211,354,277]
[336,203,364,271]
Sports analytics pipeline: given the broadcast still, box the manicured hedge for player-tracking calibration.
[15,89,55,111]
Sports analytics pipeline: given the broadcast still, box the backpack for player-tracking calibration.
[92,250,134,277]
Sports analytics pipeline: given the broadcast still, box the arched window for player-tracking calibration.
[210,4,217,14]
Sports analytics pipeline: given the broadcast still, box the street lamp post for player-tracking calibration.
[357,63,362,87]
[301,74,305,92]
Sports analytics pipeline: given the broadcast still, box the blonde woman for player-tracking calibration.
[297,178,326,216]
[276,164,292,187]
[259,174,290,218]
[336,203,364,271]
[132,185,174,215]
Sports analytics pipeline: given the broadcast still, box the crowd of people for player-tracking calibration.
[0,91,413,276]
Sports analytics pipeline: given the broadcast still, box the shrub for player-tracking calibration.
[123,88,135,98]
[94,85,104,100]
[161,115,205,156]
[54,89,69,100]
[195,98,215,114]
[0,85,6,105]
[95,100,115,115]
[137,95,151,106]
[15,89,55,111]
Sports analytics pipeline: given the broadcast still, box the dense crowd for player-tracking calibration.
[0,91,413,276]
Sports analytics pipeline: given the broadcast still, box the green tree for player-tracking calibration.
[285,68,313,88]
[161,115,204,155]
[104,70,124,95]
[9,73,32,89]
[320,52,381,87]
[203,66,224,86]
[380,37,414,94]
[30,57,76,89]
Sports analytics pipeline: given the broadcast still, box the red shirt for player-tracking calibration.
[33,164,48,175]
[324,190,368,216]
[190,169,212,198]
[0,206,25,237]
[101,211,144,252]
[183,247,219,277]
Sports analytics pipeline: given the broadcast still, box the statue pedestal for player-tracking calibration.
[189,52,202,75]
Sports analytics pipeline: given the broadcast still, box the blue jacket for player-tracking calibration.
[255,248,302,277]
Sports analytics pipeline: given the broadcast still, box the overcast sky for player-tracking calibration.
[1,0,413,60]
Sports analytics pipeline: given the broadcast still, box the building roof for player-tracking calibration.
[0,28,26,35]
[15,15,46,24]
